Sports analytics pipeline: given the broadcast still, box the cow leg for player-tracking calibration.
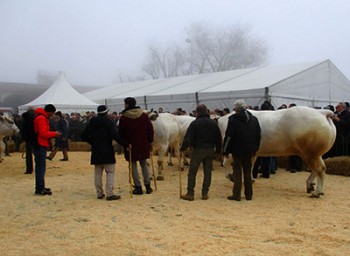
[156,160,164,180]
[156,145,167,180]
[0,138,3,162]
[167,149,174,166]
[304,156,326,197]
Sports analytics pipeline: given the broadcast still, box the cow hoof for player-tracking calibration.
[310,193,320,198]
[167,162,174,166]
[183,162,189,166]
[306,183,315,193]
[156,176,164,181]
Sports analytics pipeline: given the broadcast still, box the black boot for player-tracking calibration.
[145,184,153,194]
[132,186,143,195]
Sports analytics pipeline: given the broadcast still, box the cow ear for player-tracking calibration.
[150,108,153,112]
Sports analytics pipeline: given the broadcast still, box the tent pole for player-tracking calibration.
[144,95,147,110]
[264,87,270,102]
[195,92,199,106]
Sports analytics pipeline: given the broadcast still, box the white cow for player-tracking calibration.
[174,115,195,166]
[147,111,195,180]
[218,106,336,198]
[148,112,182,180]
[0,113,20,162]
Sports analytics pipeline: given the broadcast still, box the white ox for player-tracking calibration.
[217,106,336,198]
[148,112,195,180]
[0,113,20,162]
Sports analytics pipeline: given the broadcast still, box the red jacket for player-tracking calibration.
[34,108,58,148]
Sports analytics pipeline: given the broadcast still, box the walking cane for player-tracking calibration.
[150,152,157,191]
[179,152,183,198]
[128,145,133,198]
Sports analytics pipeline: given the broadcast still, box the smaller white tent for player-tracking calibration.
[19,72,98,114]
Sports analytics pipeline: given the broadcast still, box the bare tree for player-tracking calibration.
[142,44,187,79]
[184,22,268,73]
[142,22,268,79]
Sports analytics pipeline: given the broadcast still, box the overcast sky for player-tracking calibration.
[0,0,349,87]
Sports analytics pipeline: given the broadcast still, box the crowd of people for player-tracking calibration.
[2,99,350,202]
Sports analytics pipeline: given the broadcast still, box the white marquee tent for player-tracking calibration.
[19,72,98,114]
[84,59,350,113]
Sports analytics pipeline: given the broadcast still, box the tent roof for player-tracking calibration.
[85,60,332,102]
[19,72,98,114]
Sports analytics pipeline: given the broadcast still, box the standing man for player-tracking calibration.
[118,97,154,195]
[223,99,261,201]
[180,104,222,201]
[20,106,35,174]
[47,111,69,161]
[331,102,350,156]
[33,104,60,195]
[82,105,129,201]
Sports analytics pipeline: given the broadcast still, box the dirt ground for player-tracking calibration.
[0,152,349,256]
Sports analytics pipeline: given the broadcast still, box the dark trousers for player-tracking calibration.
[288,155,303,171]
[25,142,33,173]
[232,154,253,199]
[33,146,47,192]
[186,148,214,196]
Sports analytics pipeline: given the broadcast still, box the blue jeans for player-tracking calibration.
[33,146,47,192]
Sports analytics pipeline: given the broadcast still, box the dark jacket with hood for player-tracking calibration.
[118,107,154,161]
[223,110,261,156]
[82,114,128,165]
[180,113,222,153]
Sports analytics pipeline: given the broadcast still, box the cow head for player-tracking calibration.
[145,109,159,121]
[0,113,20,136]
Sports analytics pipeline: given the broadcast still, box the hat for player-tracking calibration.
[44,104,56,113]
[97,105,109,115]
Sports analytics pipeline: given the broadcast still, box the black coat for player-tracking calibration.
[180,114,222,153]
[223,110,261,156]
[82,115,128,165]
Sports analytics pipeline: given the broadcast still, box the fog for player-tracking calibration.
[0,0,349,87]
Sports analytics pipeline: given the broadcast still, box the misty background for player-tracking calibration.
[0,0,349,110]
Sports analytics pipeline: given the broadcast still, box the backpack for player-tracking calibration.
[20,110,40,148]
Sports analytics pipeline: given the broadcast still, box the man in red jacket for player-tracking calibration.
[33,104,60,195]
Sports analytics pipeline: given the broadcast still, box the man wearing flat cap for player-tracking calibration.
[82,105,129,201]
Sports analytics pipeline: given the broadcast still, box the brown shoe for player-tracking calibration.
[180,193,194,201]
[201,195,209,200]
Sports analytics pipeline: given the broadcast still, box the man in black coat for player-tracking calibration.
[223,99,261,201]
[82,105,129,201]
[180,104,222,201]
[20,107,35,174]
[331,102,350,156]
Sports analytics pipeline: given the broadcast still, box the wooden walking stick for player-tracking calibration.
[150,152,157,191]
[128,145,133,198]
[179,152,183,198]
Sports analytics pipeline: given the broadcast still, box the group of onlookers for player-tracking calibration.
[2,99,350,203]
